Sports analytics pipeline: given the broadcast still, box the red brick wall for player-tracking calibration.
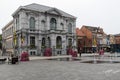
[81,26,92,47]
[115,36,120,44]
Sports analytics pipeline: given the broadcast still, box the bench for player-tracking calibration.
[0,58,7,63]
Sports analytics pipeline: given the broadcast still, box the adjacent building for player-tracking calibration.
[2,20,14,55]
[2,3,76,56]
[76,28,85,53]
[112,34,120,52]
[77,25,106,53]
[114,34,120,44]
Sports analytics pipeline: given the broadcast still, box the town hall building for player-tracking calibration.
[2,3,76,56]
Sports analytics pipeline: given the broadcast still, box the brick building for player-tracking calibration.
[76,28,85,53]
[77,25,106,53]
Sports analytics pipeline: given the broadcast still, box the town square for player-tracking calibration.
[1,53,120,80]
[0,0,120,80]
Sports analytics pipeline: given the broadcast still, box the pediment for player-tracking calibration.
[49,10,60,15]
[46,8,62,16]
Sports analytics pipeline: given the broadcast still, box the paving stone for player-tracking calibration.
[0,59,120,80]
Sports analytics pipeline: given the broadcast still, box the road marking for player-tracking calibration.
[113,70,120,74]
[98,69,120,75]
[104,69,113,74]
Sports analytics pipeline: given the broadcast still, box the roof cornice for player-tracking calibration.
[2,20,13,30]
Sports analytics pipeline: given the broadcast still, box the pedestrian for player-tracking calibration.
[99,48,104,59]
[79,47,82,57]
[101,48,104,58]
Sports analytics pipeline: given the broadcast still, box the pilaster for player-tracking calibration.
[19,10,27,29]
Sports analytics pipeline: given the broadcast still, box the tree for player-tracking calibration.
[0,34,2,49]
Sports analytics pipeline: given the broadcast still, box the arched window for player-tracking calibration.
[42,38,46,48]
[68,38,72,47]
[29,17,35,29]
[56,36,62,49]
[50,18,57,30]
[68,23,72,33]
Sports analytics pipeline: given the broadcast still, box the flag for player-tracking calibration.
[93,38,97,46]
[21,38,24,44]
[21,33,24,44]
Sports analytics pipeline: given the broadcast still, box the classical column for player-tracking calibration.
[62,35,67,55]
[37,35,41,56]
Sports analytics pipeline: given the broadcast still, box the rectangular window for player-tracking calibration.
[30,36,35,46]
[30,51,36,55]
[16,16,19,30]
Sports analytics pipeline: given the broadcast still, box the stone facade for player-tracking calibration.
[10,3,76,56]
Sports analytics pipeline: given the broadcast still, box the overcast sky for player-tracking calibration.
[0,0,120,34]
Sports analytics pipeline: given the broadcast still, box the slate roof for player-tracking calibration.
[12,3,76,19]
[24,3,51,12]
[2,20,13,30]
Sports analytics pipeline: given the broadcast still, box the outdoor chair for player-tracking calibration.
[8,57,12,64]
[8,56,19,64]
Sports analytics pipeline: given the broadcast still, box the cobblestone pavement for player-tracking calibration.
[0,59,120,80]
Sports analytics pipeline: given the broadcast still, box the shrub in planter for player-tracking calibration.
[67,48,77,57]
[20,51,29,61]
[44,48,52,56]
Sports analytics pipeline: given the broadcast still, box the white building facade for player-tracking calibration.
[11,3,76,56]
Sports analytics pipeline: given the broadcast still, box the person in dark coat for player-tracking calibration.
[79,47,82,57]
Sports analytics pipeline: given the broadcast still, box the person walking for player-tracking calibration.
[101,48,104,58]
[99,48,104,59]
[79,47,82,57]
